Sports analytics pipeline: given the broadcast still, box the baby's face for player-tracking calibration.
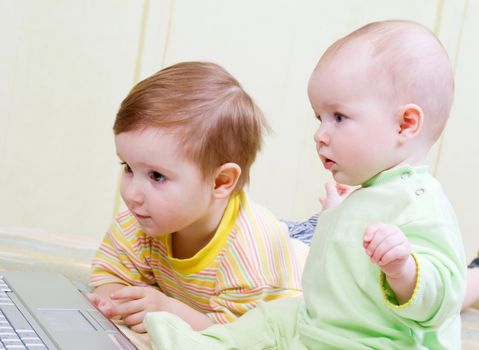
[308,46,404,186]
[115,127,214,238]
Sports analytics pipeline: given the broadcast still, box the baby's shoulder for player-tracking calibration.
[229,198,292,258]
[236,196,284,236]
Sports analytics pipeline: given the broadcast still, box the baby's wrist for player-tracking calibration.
[384,255,416,281]
[161,295,177,313]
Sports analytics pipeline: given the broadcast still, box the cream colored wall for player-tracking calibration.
[436,0,479,261]
[1,0,477,259]
[0,0,144,241]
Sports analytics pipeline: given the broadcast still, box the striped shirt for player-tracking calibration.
[90,191,302,323]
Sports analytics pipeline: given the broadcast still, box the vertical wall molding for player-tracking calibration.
[432,0,468,177]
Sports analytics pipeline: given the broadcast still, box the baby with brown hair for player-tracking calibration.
[88,61,303,333]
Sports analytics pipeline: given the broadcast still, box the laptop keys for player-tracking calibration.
[0,278,48,350]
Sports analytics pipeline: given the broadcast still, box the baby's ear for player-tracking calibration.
[213,163,241,198]
[397,103,423,143]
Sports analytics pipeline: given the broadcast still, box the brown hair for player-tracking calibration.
[114,61,269,190]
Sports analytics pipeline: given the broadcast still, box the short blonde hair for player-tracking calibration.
[114,61,269,190]
[320,20,454,143]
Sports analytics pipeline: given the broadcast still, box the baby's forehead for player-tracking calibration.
[315,43,380,80]
[318,35,423,87]
[322,24,433,64]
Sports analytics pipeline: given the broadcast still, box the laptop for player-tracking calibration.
[0,271,138,350]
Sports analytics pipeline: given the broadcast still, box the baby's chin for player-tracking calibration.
[332,168,379,187]
[138,226,169,238]
[331,173,360,187]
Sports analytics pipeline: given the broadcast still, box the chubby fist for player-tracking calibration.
[363,223,412,279]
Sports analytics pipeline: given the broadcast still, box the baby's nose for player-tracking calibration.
[314,126,329,146]
[123,180,145,206]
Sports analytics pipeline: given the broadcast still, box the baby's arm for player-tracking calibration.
[363,223,417,304]
[102,286,213,333]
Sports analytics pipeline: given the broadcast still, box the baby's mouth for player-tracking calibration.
[134,212,150,220]
[323,157,336,170]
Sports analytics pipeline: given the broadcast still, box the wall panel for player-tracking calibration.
[0,0,144,242]
[0,0,476,259]
[436,0,479,260]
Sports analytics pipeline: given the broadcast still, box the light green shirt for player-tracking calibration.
[300,165,466,349]
[144,166,466,350]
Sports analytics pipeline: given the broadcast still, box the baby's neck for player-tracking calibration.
[395,149,428,168]
[171,197,230,259]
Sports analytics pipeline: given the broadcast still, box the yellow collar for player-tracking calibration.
[164,191,242,275]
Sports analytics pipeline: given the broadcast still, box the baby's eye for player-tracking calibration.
[149,171,166,183]
[121,162,132,174]
[334,113,346,123]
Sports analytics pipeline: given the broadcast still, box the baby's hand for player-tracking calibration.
[85,292,118,319]
[107,286,171,333]
[363,223,412,279]
[319,182,353,210]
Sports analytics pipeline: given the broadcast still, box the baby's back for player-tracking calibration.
[300,166,465,349]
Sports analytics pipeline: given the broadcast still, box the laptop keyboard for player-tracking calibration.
[0,277,48,350]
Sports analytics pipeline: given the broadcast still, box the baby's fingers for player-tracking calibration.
[97,302,119,319]
[322,183,337,206]
[363,223,383,246]
[123,311,147,333]
[368,233,404,263]
[111,286,145,301]
[377,242,411,266]
[364,224,404,261]
[114,298,144,319]
[319,196,325,207]
[336,183,353,197]
[85,292,101,306]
